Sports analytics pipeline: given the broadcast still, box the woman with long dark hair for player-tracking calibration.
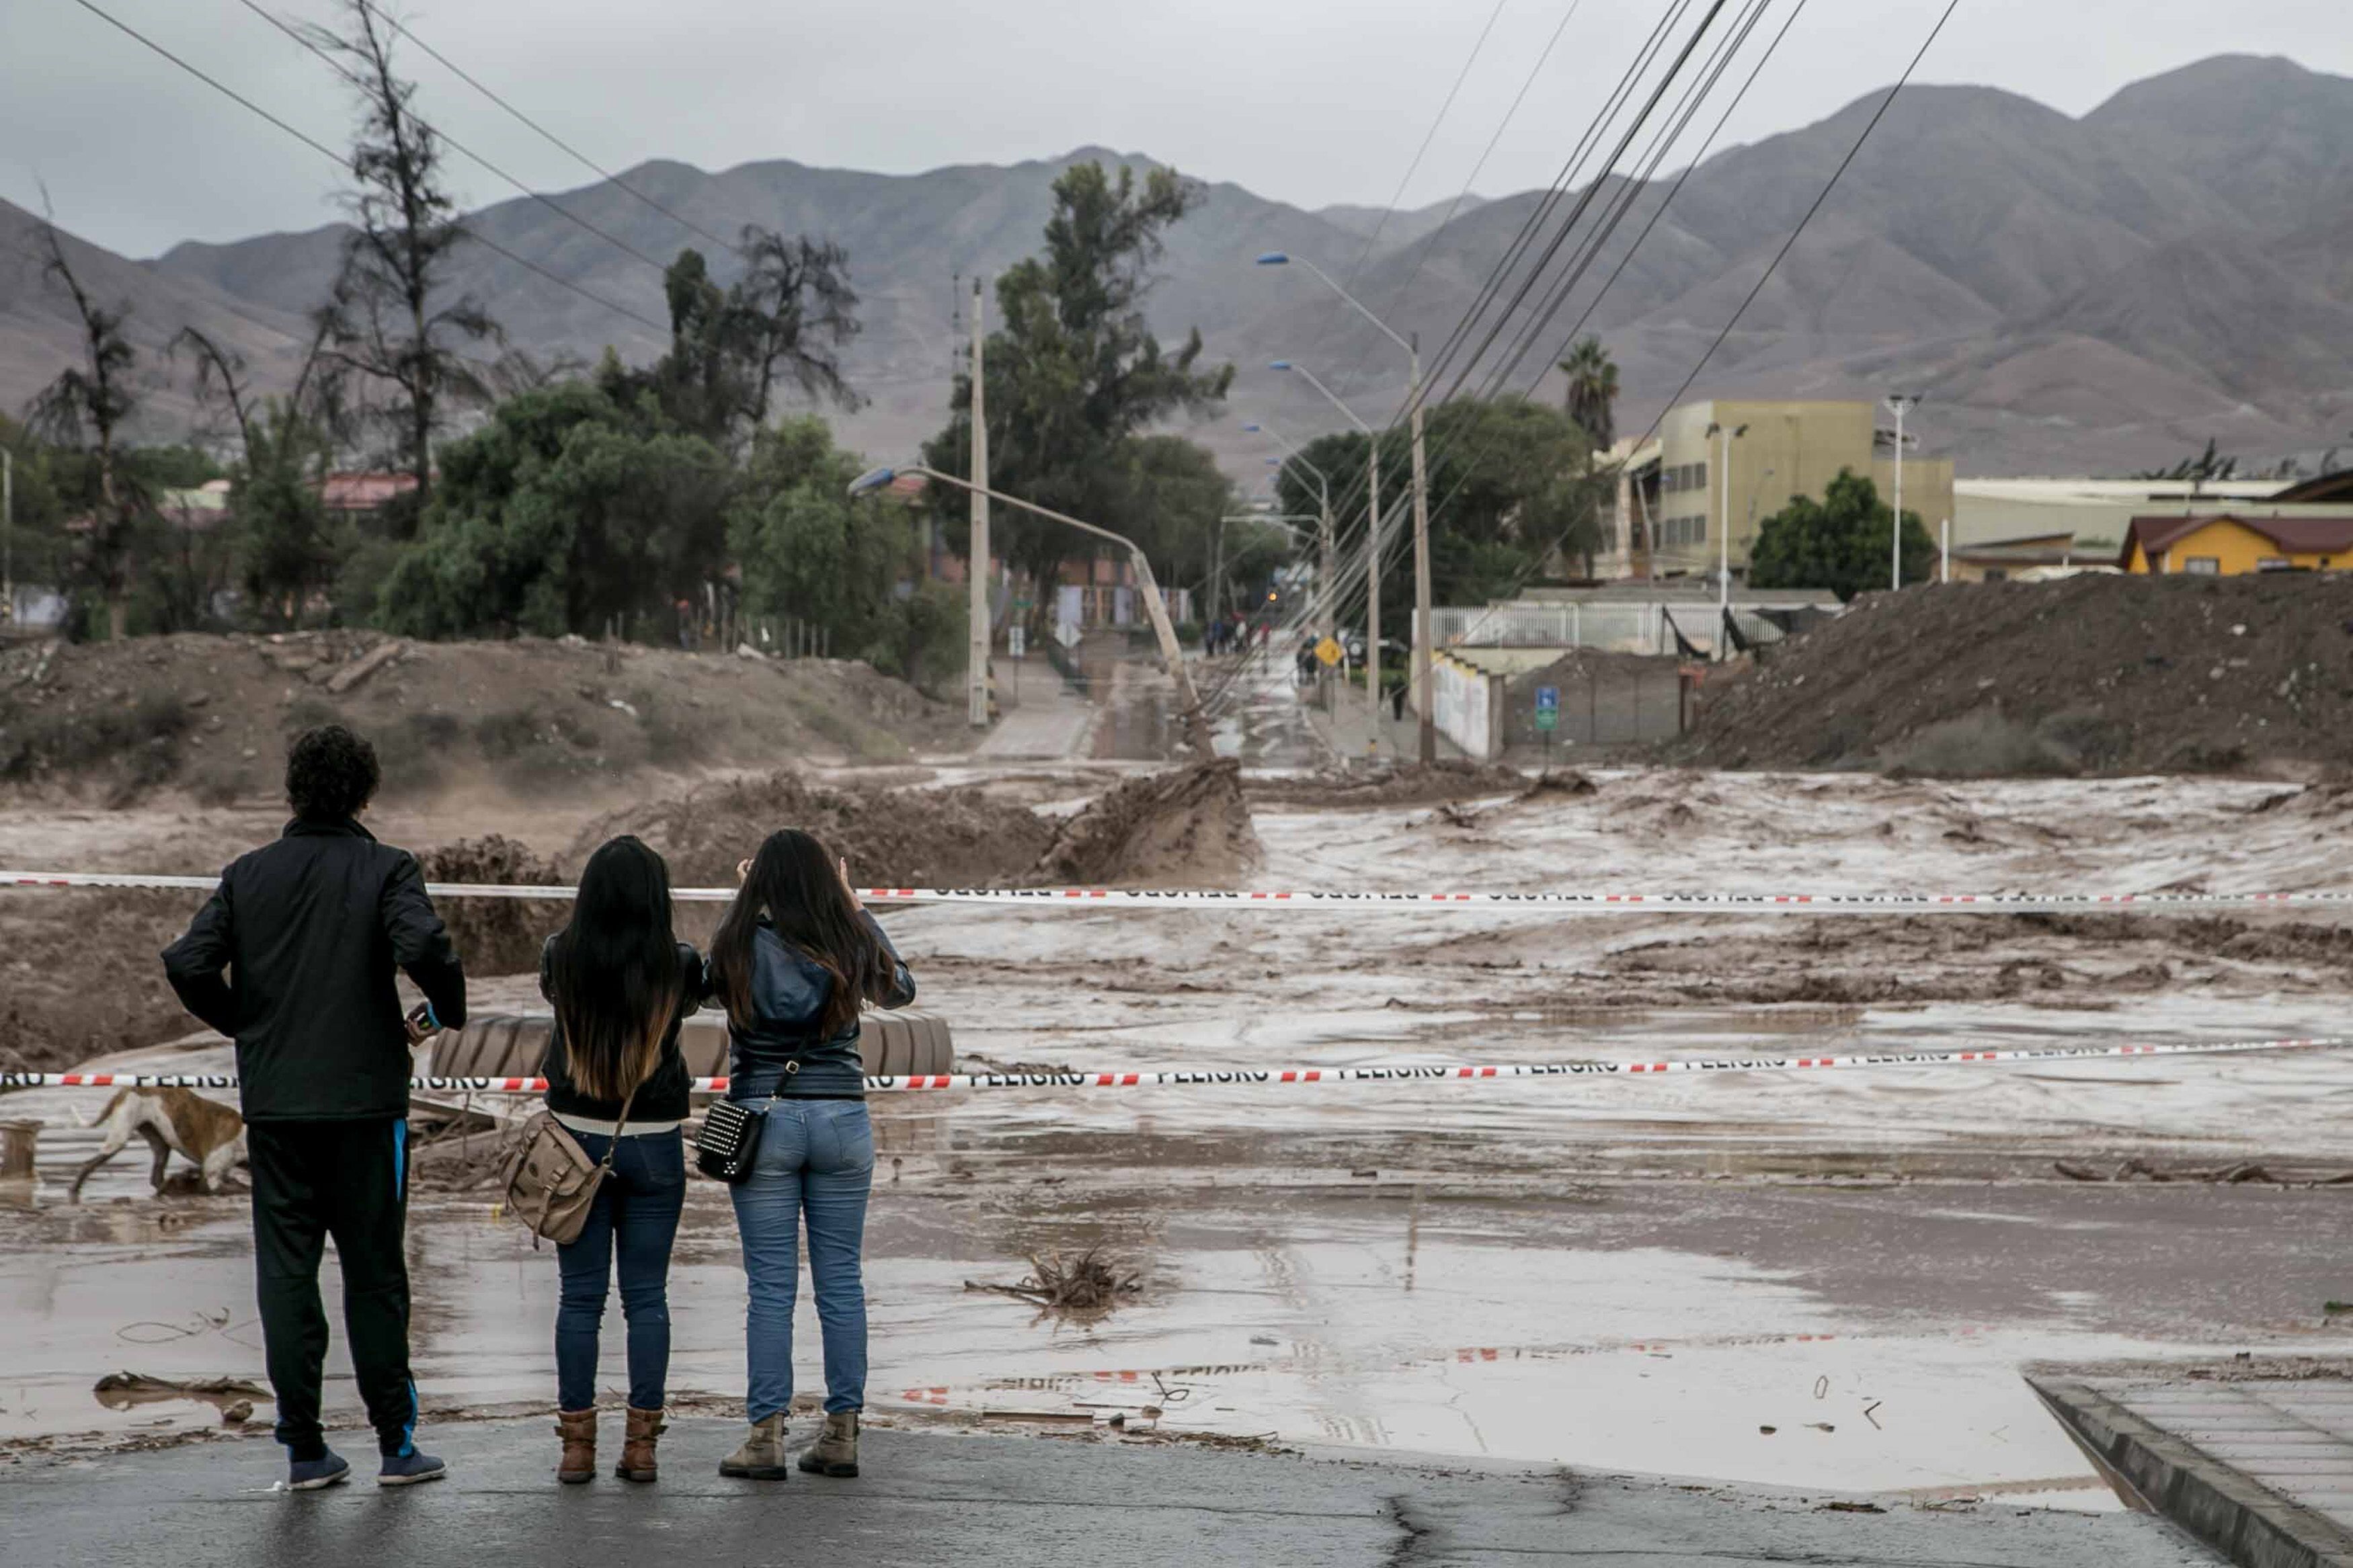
[539,835,705,1486]
[708,827,914,1482]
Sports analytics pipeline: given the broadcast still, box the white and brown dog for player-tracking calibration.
[70,1087,246,1202]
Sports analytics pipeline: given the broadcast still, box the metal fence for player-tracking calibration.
[1433,603,1792,656]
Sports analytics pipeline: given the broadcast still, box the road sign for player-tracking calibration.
[1008,624,1026,659]
[1534,708,1558,733]
[1536,685,1559,711]
[1314,636,1343,667]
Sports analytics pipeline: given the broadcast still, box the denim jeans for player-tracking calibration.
[555,1128,686,1413]
[729,1099,874,1420]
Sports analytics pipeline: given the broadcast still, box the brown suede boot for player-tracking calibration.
[796,1411,859,1477]
[717,1413,791,1480]
[555,1409,597,1485]
[615,1407,664,1483]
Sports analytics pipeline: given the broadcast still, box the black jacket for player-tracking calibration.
[723,911,915,1100]
[538,936,705,1125]
[161,817,467,1122]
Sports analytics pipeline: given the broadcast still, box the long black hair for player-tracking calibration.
[710,827,891,1036]
[546,835,684,1102]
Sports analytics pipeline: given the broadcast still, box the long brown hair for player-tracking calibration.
[710,827,891,1036]
[547,835,684,1102]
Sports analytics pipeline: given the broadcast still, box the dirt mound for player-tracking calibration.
[1247,758,1527,807]
[1677,574,2353,776]
[571,771,1056,891]
[1520,769,1599,800]
[0,632,967,808]
[0,888,202,1075]
[1037,759,1262,888]
[418,835,567,977]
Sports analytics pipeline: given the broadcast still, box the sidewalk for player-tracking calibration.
[1,1416,2201,1568]
[1302,675,1470,766]
[975,656,1096,759]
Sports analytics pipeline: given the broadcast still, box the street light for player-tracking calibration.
[1704,420,1747,661]
[848,464,1212,755]
[1271,360,1394,745]
[1884,393,1920,593]
[1240,419,1337,656]
[1259,251,1435,764]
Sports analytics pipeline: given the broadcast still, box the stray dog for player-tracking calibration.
[71,1087,246,1202]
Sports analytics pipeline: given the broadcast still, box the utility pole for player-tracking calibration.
[967,276,990,728]
[1708,419,1745,661]
[2,446,11,626]
[1408,335,1433,764]
[1884,393,1917,594]
[1365,442,1383,747]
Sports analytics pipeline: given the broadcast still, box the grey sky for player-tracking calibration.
[11,0,2350,259]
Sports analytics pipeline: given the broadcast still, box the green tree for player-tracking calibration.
[1557,335,1620,450]
[1749,468,1933,602]
[28,217,141,640]
[1275,395,1601,630]
[920,161,1232,602]
[378,381,730,637]
[307,0,499,528]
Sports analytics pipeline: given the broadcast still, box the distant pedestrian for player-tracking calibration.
[161,724,467,1492]
[1390,680,1408,724]
[710,829,916,1483]
[539,835,706,1487]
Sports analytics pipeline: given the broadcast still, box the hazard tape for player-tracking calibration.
[3,1035,2338,1096]
[3,868,2348,916]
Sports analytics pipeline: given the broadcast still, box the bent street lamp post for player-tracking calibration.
[1260,252,1433,764]
[1271,360,1386,749]
[849,464,1213,756]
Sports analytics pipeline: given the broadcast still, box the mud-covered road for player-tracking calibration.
[5,658,2352,1512]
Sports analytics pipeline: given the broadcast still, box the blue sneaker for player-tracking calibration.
[287,1450,350,1491]
[376,1449,447,1487]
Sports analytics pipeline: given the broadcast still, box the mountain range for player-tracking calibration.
[3,52,2348,480]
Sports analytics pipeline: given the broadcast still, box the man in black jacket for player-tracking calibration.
[162,724,467,1491]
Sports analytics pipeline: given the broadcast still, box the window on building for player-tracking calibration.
[1983,569,2009,583]
[2184,557,2221,575]
[1693,461,1706,491]
[2256,556,2291,571]
[1697,515,1707,542]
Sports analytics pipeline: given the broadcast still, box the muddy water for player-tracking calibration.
[7,673,2353,1503]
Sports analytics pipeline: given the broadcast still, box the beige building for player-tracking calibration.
[1601,400,1954,581]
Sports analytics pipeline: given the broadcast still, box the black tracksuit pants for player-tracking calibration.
[246,1118,419,1460]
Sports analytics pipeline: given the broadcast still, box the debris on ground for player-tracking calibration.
[0,631,967,808]
[1520,769,1599,800]
[965,1245,1143,1314]
[92,1372,270,1415]
[1247,758,1527,807]
[572,770,1058,891]
[1035,759,1261,888]
[1677,575,2353,776]
[418,835,567,977]
[2051,1157,2338,1184]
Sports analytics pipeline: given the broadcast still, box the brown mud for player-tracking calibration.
[1245,758,1529,808]
[1037,759,1261,888]
[1680,575,2353,776]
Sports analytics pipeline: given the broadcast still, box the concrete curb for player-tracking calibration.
[2029,1376,2353,1568]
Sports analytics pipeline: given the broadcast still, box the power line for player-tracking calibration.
[351,0,749,261]
[233,0,676,276]
[67,0,672,337]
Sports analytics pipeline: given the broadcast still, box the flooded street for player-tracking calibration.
[6,657,2352,1512]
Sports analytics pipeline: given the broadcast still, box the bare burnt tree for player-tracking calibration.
[28,217,141,641]
[303,0,498,530]
[731,226,861,423]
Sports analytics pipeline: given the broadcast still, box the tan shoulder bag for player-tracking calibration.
[500,1083,637,1247]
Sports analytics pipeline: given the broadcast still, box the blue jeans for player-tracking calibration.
[729,1099,874,1420]
[555,1128,686,1413]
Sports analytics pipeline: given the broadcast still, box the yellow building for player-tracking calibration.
[1603,400,1954,581]
[2120,515,2353,575]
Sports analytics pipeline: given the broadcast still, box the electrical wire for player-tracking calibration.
[67,0,673,337]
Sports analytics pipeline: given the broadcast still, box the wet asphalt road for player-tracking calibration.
[2,1417,2214,1568]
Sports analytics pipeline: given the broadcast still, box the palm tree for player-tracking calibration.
[1558,336,1619,451]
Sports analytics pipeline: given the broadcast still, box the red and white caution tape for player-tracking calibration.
[3,868,2349,917]
[5,1034,2338,1096]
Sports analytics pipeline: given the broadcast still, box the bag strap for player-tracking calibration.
[594,1081,640,1177]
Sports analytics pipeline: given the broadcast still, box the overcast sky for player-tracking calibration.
[9,0,2349,259]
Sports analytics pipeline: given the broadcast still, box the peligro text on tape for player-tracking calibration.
[4,868,2349,916]
[3,1034,2336,1096]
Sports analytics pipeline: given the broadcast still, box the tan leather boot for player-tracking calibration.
[717,1413,791,1480]
[797,1411,859,1477]
[616,1407,664,1483]
[555,1409,597,1485]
